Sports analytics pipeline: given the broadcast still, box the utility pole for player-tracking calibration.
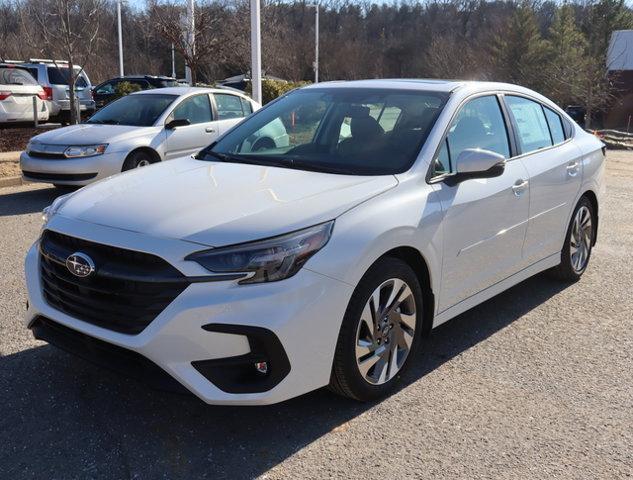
[308,4,319,83]
[117,0,124,77]
[185,0,195,85]
[250,0,262,104]
[171,43,176,78]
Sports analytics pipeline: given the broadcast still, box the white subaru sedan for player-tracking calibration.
[19,87,286,187]
[24,80,605,405]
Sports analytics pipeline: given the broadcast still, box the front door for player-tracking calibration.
[164,93,218,159]
[431,95,530,312]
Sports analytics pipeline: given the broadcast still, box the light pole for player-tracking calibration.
[184,0,195,85]
[117,0,124,77]
[171,43,176,78]
[307,4,319,83]
[250,0,262,104]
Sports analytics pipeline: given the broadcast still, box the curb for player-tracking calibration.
[0,176,26,189]
[0,151,22,162]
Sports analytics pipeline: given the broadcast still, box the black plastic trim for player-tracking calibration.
[23,171,97,181]
[29,315,190,395]
[192,323,291,394]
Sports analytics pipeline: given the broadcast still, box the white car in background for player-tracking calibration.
[20,87,286,187]
[25,80,604,405]
[0,65,49,123]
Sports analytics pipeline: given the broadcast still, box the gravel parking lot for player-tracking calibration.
[1,152,632,479]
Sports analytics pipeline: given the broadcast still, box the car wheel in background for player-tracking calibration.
[122,150,154,171]
[329,257,423,401]
[550,196,595,281]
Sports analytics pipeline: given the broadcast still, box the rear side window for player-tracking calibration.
[47,67,88,87]
[0,67,38,86]
[544,107,566,144]
[240,97,253,115]
[215,93,246,119]
[506,96,552,154]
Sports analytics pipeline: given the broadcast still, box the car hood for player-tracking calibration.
[31,123,155,146]
[57,157,398,247]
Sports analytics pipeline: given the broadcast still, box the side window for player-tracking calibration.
[544,107,565,145]
[434,95,510,175]
[171,94,212,124]
[129,80,150,90]
[215,93,245,119]
[506,96,552,153]
[240,97,253,115]
[96,81,117,94]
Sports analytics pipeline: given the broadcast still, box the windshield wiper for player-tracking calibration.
[198,149,290,168]
[88,119,119,125]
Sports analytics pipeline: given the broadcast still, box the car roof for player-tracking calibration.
[132,86,248,97]
[303,78,539,95]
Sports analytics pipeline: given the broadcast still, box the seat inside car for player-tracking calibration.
[337,107,385,157]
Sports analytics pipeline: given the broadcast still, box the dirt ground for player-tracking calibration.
[0,126,58,153]
[0,161,21,178]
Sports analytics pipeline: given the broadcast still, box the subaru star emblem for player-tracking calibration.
[65,252,95,278]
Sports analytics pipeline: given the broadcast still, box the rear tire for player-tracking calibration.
[550,196,595,281]
[122,150,154,171]
[329,257,424,401]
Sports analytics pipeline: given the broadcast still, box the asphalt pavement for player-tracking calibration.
[0,152,631,479]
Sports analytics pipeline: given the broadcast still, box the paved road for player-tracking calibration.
[1,153,632,479]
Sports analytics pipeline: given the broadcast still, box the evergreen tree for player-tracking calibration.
[491,2,549,90]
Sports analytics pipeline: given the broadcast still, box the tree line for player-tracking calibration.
[1,0,632,127]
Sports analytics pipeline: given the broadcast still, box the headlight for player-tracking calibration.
[42,193,72,225]
[186,221,334,284]
[64,144,107,158]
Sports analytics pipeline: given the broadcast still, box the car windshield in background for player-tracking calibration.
[47,67,88,88]
[203,88,449,175]
[0,67,38,86]
[87,93,177,127]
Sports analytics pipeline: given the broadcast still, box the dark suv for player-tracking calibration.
[92,75,178,109]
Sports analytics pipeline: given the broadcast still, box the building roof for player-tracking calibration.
[608,30,633,71]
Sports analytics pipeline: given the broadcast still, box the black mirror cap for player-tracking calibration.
[165,118,191,130]
[443,161,506,186]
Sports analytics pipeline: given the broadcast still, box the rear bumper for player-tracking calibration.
[0,100,49,123]
[20,150,126,185]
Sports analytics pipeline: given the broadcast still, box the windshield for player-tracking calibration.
[201,88,448,175]
[87,93,177,127]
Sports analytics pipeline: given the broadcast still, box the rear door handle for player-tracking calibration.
[512,179,528,196]
[566,161,579,177]
[205,127,215,133]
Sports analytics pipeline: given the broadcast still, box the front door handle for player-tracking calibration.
[566,161,579,177]
[512,179,528,196]
[205,127,215,133]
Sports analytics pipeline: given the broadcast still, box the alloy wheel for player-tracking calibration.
[355,278,417,385]
[570,205,592,273]
[137,159,151,167]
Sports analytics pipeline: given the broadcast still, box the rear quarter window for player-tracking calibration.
[47,67,88,87]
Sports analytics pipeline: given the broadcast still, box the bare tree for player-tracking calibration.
[19,0,105,124]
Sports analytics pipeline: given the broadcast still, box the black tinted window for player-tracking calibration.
[87,94,177,126]
[544,107,565,144]
[47,67,88,87]
[0,67,38,86]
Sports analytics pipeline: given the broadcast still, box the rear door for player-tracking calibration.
[503,95,582,264]
[164,93,218,159]
[212,93,252,135]
[431,94,530,311]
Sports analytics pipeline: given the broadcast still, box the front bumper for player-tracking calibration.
[20,150,126,185]
[24,217,354,405]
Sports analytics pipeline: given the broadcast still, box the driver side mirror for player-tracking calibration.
[444,148,506,185]
[165,118,191,130]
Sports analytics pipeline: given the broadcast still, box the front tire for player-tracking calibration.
[551,196,595,281]
[122,150,154,171]
[329,257,424,401]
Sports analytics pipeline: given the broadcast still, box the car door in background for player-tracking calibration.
[164,93,218,159]
[503,96,582,265]
[93,80,120,109]
[431,94,530,311]
[213,93,252,135]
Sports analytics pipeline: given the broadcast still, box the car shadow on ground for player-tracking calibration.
[0,186,62,217]
[0,272,569,479]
